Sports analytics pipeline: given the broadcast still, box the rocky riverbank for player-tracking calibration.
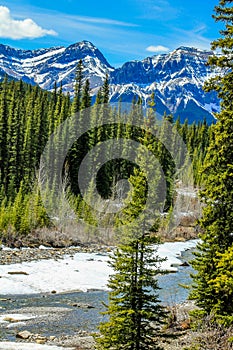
[0,300,202,350]
[1,296,232,350]
[0,240,200,349]
[0,302,197,350]
[0,244,113,265]
[0,293,105,349]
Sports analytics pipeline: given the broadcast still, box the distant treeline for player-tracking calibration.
[0,64,210,242]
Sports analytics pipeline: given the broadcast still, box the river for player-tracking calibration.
[0,241,197,344]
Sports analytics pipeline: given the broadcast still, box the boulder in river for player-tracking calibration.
[71,303,95,309]
[16,330,32,339]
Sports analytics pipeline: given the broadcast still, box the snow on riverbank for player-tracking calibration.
[0,240,198,295]
[0,314,37,327]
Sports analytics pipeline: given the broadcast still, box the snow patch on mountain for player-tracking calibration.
[0,41,220,123]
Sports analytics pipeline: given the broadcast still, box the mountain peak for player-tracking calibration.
[175,46,213,55]
[65,40,113,69]
[0,40,112,91]
[0,41,219,123]
[67,40,96,50]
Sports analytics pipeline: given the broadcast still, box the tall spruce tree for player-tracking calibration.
[157,113,175,211]
[72,59,83,114]
[96,233,166,350]
[190,0,233,323]
[96,115,167,350]
[0,76,8,189]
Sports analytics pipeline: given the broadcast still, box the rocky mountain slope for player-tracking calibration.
[0,41,219,122]
[0,40,113,93]
[110,46,219,122]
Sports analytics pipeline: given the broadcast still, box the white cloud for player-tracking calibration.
[0,6,57,39]
[146,45,170,53]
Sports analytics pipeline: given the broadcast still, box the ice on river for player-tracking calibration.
[0,240,198,295]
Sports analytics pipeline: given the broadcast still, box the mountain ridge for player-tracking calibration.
[0,40,219,123]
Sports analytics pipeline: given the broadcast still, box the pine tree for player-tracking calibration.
[48,82,57,135]
[102,74,110,104]
[207,245,233,324]
[96,114,167,350]
[157,113,175,211]
[0,76,8,189]
[96,234,166,350]
[190,0,233,323]
[72,60,83,114]
[54,82,63,128]
[67,61,85,194]
[81,79,91,110]
[7,85,19,197]
[22,86,38,188]
[95,87,103,105]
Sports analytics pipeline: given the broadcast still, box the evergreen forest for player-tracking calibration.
[0,72,210,243]
[0,1,233,348]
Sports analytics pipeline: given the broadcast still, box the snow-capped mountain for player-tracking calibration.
[109,46,219,123]
[0,41,219,123]
[0,40,113,93]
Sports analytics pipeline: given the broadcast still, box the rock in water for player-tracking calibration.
[16,330,32,339]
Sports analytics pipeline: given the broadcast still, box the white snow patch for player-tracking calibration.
[1,245,13,251]
[0,314,36,324]
[204,102,220,114]
[0,240,198,295]
[0,252,111,294]
[157,240,198,271]
[33,73,49,84]
[22,48,65,66]
[38,245,53,250]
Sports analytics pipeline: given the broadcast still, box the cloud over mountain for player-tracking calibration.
[0,6,57,39]
[146,45,169,53]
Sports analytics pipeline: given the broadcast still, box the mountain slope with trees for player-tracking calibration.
[0,42,219,123]
[0,69,209,246]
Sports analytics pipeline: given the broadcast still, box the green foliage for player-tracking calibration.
[72,59,83,114]
[207,246,233,323]
[95,109,168,350]
[96,235,166,350]
[0,69,210,246]
[190,0,233,324]
[0,77,70,240]
[0,183,51,239]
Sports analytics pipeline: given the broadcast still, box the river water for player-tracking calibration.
[0,247,195,342]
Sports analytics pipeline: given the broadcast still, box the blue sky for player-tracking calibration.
[0,0,222,67]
